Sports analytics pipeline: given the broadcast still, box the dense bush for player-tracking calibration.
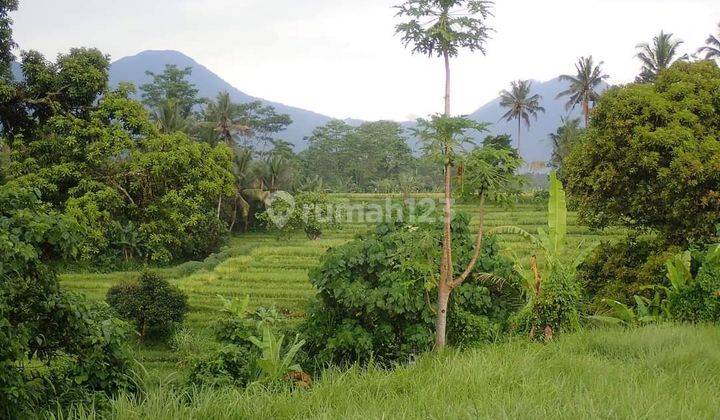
[665,246,720,323]
[3,49,235,266]
[190,295,305,388]
[564,61,720,245]
[0,186,133,417]
[258,191,337,239]
[300,213,519,367]
[511,265,583,340]
[579,235,680,311]
[107,272,189,341]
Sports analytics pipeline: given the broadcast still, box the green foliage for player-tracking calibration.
[106,272,189,341]
[257,191,337,240]
[495,173,590,339]
[188,345,256,388]
[458,146,524,204]
[565,60,720,244]
[589,293,669,327]
[4,55,236,265]
[556,56,609,125]
[0,184,133,416]
[0,0,17,78]
[140,64,201,118]
[298,120,415,192]
[301,213,518,367]
[249,326,305,383]
[395,0,493,58]
[635,31,687,83]
[413,114,486,167]
[578,235,679,312]
[664,245,720,323]
[548,118,583,180]
[192,294,304,388]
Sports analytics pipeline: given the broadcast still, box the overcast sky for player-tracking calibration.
[11,0,720,121]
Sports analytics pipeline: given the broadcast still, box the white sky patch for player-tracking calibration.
[12,0,720,121]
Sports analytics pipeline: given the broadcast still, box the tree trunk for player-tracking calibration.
[436,50,454,350]
[435,282,451,349]
[517,117,522,155]
[582,100,590,127]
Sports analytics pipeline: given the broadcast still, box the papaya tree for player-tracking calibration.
[395,0,493,349]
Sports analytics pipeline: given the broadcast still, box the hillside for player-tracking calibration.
[12,52,605,162]
[109,50,333,150]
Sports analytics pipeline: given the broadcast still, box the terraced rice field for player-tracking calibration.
[60,194,625,375]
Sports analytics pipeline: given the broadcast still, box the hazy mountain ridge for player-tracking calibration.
[13,50,602,162]
[109,50,333,151]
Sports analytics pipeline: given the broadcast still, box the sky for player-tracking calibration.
[11,0,720,121]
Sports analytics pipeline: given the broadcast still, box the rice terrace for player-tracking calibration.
[2,1,720,419]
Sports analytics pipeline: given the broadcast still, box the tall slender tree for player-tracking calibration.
[698,23,720,60]
[499,80,545,154]
[635,31,687,83]
[396,0,493,350]
[0,0,18,79]
[556,56,609,127]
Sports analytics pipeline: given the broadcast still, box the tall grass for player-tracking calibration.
[60,325,720,419]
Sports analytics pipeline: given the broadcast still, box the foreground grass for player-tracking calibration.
[67,325,720,419]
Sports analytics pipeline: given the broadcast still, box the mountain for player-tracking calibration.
[109,50,333,150]
[12,51,606,163]
[463,77,603,164]
[405,77,607,164]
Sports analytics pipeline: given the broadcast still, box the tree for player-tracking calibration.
[548,118,583,179]
[564,61,720,245]
[396,0,493,349]
[299,120,413,192]
[140,64,201,118]
[698,23,720,61]
[0,0,18,79]
[153,99,189,134]
[635,31,687,83]
[482,133,513,151]
[201,91,252,146]
[556,56,609,127]
[499,80,545,153]
[3,49,235,264]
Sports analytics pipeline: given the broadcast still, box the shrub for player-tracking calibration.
[107,272,189,341]
[512,265,583,340]
[300,213,519,367]
[0,185,133,416]
[188,345,257,388]
[665,246,720,323]
[578,235,680,312]
[258,191,337,240]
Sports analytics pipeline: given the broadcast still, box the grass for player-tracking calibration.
[60,195,625,378]
[65,325,720,419]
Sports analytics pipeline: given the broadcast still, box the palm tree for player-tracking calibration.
[635,31,688,83]
[556,56,609,127]
[202,92,252,147]
[698,23,720,60]
[499,80,545,154]
[153,99,188,134]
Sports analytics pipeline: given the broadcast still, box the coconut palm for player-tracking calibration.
[698,23,720,60]
[556,56,609,127]
[499,80,545,154]
[153,99,188,134]
[202,91,252,147]
[635,31,688,83]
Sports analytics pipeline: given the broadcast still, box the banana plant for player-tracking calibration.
[490,171,596,297]
[249,326,306,383]
[589,293,669,326]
